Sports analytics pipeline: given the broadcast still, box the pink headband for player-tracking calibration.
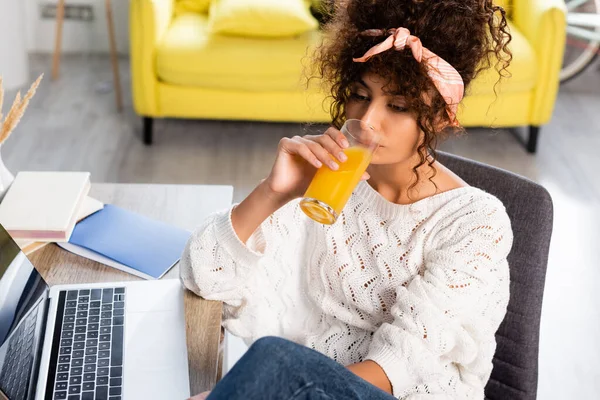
[353,27,464,127]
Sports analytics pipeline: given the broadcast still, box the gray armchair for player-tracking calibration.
[437,151,554,400]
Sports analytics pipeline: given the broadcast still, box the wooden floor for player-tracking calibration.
[3,54,600,399]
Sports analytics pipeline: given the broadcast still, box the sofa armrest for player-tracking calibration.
[512,0,567,125]
[130,0,175,116]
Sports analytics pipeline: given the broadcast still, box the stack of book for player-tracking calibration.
[0,172,100,254]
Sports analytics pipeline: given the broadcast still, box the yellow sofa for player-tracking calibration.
[130,0,566,153]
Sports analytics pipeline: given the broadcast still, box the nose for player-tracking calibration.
[360,102,384,133]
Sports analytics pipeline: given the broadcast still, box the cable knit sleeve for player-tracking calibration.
[365,195,513,399]
[179,200,306,309]
[179,206,265,307]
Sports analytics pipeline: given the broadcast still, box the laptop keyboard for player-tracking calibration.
[52,288,125,400]
[0,302,40,400]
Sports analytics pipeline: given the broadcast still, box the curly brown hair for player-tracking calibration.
[311,0,513,189]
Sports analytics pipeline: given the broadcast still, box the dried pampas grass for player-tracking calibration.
[0,74,43,145]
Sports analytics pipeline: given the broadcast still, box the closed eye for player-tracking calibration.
[350,93,369,102]
[389,104,408,112]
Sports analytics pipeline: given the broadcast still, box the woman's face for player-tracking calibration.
[344,72,422,165]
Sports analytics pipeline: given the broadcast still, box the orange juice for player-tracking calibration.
[300,146,372,224]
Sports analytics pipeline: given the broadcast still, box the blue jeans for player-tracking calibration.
[207,336,397,400]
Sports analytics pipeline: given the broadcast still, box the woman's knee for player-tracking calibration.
[249,336,297,357]
[246,336,312,368]
[247,336,338,375]
[231,336,299,378]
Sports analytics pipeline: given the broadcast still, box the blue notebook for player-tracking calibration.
[67,204,191,279]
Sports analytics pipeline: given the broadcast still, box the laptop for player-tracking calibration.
[0,223,191,400]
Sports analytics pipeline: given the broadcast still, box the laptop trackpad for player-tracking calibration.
[123,310,190,400]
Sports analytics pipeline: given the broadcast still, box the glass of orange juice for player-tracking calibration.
[299,119,380,224]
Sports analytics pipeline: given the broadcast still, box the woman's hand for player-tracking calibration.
[265,127,362,202]
[231,126,368,244]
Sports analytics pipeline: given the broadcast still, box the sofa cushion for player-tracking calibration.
[209,0,318,38]
[175,0,212,15]
[157,13,322,91]
[466,20,536,96]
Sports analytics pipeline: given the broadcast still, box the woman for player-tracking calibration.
[183,0,513,398]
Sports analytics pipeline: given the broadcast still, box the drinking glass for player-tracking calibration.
[299,119,380,224]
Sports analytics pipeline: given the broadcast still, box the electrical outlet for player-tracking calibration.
[40,3,94,21]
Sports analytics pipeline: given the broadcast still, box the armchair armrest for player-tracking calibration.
[130,0,175,116]
[512,0,567,125]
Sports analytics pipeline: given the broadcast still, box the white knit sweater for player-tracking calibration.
[180,181,513,399]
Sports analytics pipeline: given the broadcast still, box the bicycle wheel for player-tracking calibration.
[561,0,600,84]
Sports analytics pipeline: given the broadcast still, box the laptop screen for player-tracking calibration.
[0,224,49,399]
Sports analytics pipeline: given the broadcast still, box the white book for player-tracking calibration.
[14,196,105,255]
[0,171,91,242]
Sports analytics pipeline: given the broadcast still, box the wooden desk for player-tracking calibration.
[29,183,232,395]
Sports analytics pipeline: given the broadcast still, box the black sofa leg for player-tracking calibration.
[527,125,540,154]
[143,117,153,145]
